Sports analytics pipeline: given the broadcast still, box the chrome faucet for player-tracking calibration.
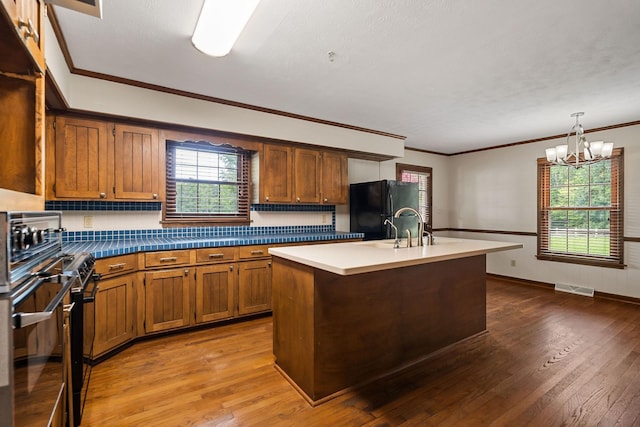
[394,207,425,247]
[383,219,400,248]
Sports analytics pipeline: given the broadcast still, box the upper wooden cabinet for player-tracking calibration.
[259,145,348,205]
[260,144,293,203]
[114,124,161,200]
[0,0,45,209]
[320,151,348,204]
[46,116,163,201]
[293,148,321,204]
[0,0,45,73]
[52,116,110,199]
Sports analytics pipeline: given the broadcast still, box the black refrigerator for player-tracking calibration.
[349,180,419,240]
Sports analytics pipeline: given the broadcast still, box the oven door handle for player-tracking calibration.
[13,280,74,328]
[83,275,100,303]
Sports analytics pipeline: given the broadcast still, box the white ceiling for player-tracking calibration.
[52,0,640,154]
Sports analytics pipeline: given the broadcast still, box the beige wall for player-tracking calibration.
[448,124,640,298]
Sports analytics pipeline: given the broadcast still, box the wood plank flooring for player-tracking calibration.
[81,278,640,426]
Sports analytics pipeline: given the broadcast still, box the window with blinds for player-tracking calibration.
[165,141,251,225]
[537,147,624,268]
[396,163,433,230]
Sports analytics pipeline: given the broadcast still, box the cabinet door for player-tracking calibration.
[114,124,161,200]
[88,274,135,357]
[54,116,110,199]
[195,264,236,323]
[260,144,292,203]
[294,148,321,204]
[238,259,272,315]
[17,0,44,72]
[144,268,191,333]
[321,151,348,204]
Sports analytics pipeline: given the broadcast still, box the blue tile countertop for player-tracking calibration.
[63,232,364,259]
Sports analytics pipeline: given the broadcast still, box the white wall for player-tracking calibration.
[448,124,640,298]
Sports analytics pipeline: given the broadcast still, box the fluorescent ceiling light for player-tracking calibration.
[192,0,261,57]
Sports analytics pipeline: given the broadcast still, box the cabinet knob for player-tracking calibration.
[265,196,270,202]
[229,265,234,271]
[296,197,301,202]
[152,193,158,199]
[99,192,106,199]
[184,269,189,276]
[323,198,328,203]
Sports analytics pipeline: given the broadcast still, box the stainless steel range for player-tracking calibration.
[0,211,97,427]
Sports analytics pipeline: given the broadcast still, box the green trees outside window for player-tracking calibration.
[537,148,624,268]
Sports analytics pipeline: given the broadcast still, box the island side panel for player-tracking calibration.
[272,257,316,399]
[311,254,487,401]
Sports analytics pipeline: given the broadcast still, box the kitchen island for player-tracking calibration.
[269,237,522,405]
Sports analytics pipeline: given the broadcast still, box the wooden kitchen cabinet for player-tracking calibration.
[260,144,293,203]
[0,0,45,72]
[114,124,161,200]
[320,151,348,204]
[293,148,321,203]
[258,144,348,205]
[0,0,45,208]
[238,259,272,315]
[51,116,110,199]
[86,273,136,357]
[144,268,192,333]
[195,264,236,323]
[46,116,163,201]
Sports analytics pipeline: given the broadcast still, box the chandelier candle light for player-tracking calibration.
[545,112,614,168]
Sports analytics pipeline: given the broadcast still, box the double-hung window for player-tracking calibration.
[537,148,624,268]
[396,163,433,230]
[165,141,251,225]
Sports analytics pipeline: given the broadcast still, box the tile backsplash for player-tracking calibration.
[47,202,337,231]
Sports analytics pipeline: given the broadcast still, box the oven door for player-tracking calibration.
[12,277,72,427]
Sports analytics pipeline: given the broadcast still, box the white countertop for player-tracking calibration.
[269,236,523,275]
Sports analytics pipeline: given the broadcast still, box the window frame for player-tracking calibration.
[396,163,433,231]
[163,140,252,227]
[536,147,624,269]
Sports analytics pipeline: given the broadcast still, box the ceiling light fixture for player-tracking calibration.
[544,112,614,168]
[192,0,261,57]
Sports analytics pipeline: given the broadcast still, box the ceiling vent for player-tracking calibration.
[45,0,103,18]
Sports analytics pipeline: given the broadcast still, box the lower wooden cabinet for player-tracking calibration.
[144,268,192,333]
[238,259,272,315]
[86,273,135,357]
[195,264,236,323]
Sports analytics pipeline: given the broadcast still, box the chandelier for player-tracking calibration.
[545,112,614,168]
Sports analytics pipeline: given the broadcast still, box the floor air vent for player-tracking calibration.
[554,283,595,297]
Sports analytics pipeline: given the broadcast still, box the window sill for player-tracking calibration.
[536,254,625,269]
[162,217,250,228]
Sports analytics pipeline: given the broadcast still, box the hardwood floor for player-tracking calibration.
[81,278,640,426]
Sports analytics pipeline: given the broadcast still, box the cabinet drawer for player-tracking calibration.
[239,245,271,259]
[95,254,137,277]
[195,247,237,264]
[145,250,191,268]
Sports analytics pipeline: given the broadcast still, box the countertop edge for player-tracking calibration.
[269,240,524,275]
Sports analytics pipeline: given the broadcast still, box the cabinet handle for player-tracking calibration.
[18,18,40,44]
[109,263,126,271]
[229,265,234,271]
[265,196,270,202]
[99,192,106,199]
[160,257,178,262]
[208,253,225,259]
[250,250,264,255]
[184,269,189,276]
[152,193,158,199]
